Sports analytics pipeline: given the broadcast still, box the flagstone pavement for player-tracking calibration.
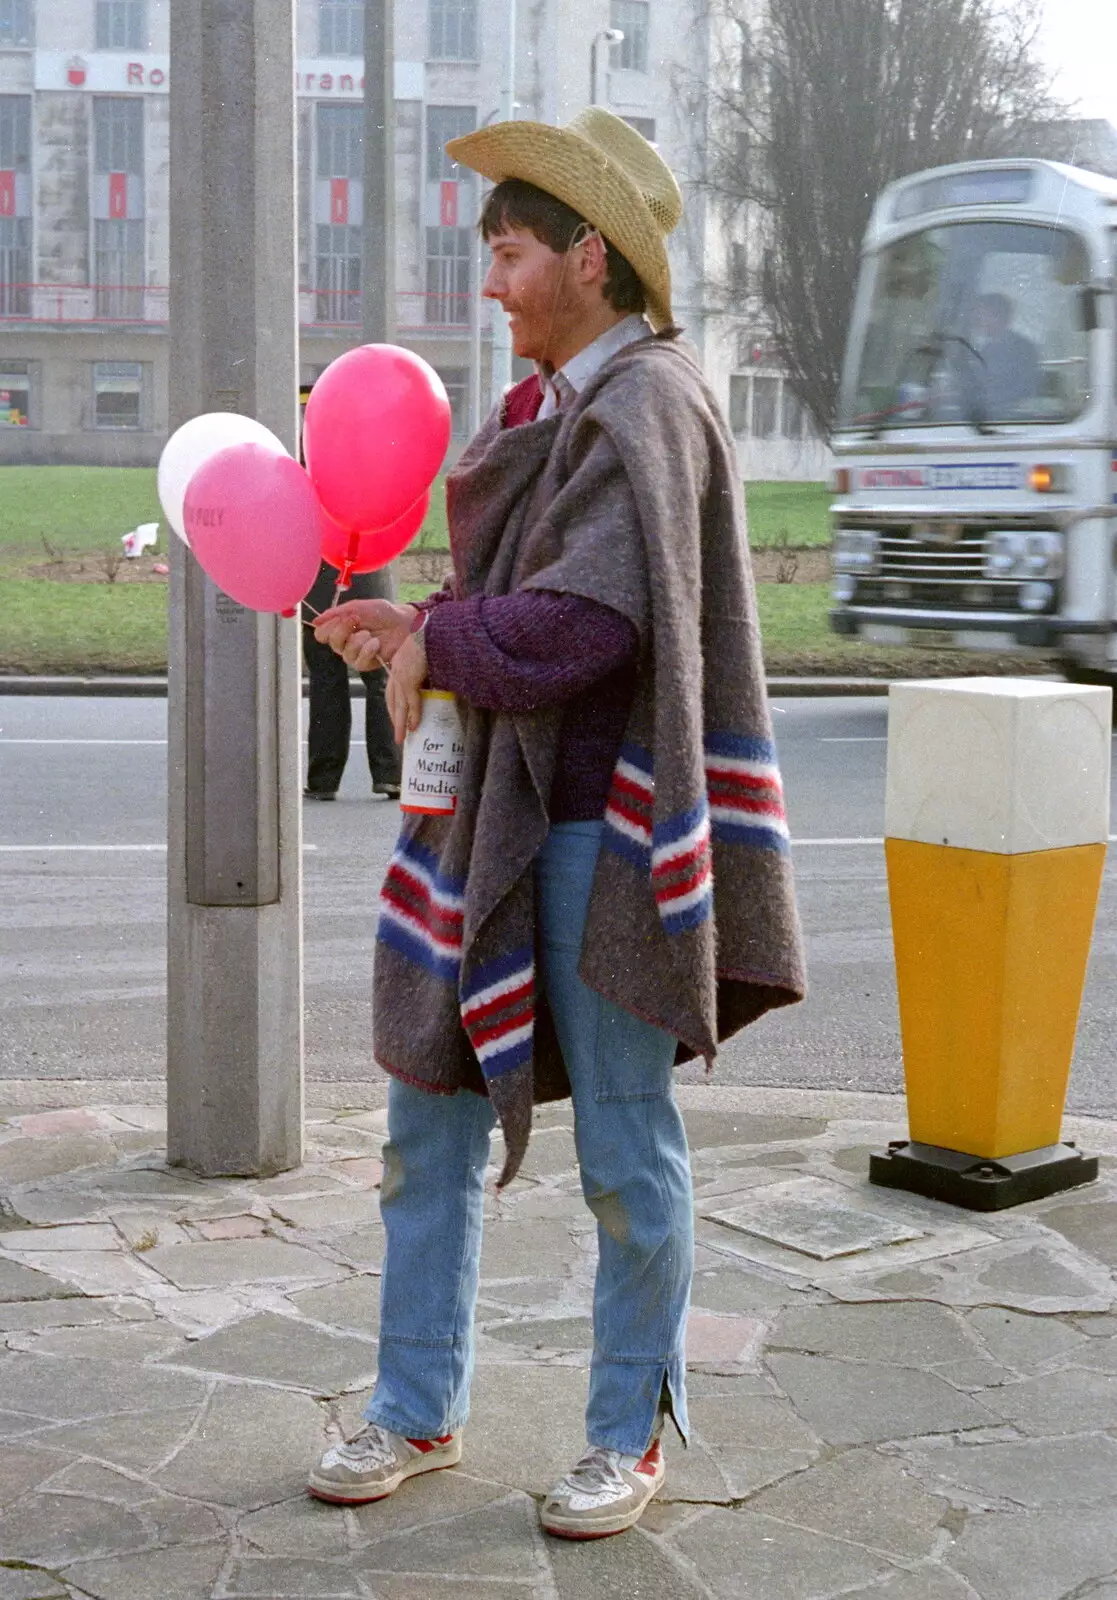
[4,1084,1117,1600]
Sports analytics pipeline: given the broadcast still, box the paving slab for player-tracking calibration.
[165,1309,378,1392]
[0,1568,70,1600]
[153,1382,325,1508]
[1039,1199,1117,1267]
[548,1525,708,1597]
[771,1300,981,1367]
[984,1367,1117,1435]
[768,1352,996,1444]
[904,1433,1117,1507]
[42,1406,202,1474]
[237,1494,354,1559]
[0,1257,83,1303]
[947,1505,1117,1600]
[222,1557,364,1596]
[671,1506,893,1599]
[62,1541,228,1600]
[680,1112,827,1148]
[746,1446,950,1559]
[287,1273,381,1336]
[141,1237,348,1289]
[966,1306,1089,1369]
[7,1323,182,1361]
[357,1496,543,1584]
[0,1353,206,1421]
[0,1136,114,1184]
[707,1178,923,1259]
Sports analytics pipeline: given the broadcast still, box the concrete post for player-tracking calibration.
[872,677,1111,1209]
[166,0,303,1176]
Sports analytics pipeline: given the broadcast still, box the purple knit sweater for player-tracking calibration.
[422,588,638,823]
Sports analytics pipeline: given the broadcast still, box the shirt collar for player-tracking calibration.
[537,314,651,413]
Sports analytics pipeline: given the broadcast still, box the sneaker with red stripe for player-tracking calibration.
[307,1423,461,1505]
[540,1439,665,1539]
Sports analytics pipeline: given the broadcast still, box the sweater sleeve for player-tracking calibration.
[423,589,638,713]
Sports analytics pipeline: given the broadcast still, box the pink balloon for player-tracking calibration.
[303,345,451,533]
[320,491,431,577]
[183,443,323,613]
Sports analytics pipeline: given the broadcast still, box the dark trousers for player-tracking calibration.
[302,563,401,793]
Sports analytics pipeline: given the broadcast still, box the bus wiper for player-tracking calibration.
[925,331,997,436]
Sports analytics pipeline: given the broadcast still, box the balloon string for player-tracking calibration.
[331,532,361,608]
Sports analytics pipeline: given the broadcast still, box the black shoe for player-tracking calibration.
[373,782,401,800]
[303,788,337,801]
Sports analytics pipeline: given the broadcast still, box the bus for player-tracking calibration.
[829,158,1117,685]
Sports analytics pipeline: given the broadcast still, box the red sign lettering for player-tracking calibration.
[127,61,144,84]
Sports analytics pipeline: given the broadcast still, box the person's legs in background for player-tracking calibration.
[360,665,403,798]
[303,624,353,799]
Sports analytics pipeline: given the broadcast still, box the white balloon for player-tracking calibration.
[157,413,287,545]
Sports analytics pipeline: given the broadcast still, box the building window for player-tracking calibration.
[436,366,468,436]
[428,0,478,61]
[93,97,145,319]
[92,361,145,429]
[426,105,476,181]
[622,116,656,142]
[315,103,363,323]
[728,375,749,435]
[610,0,649,72]
[0,361,32,426]
[96,0,146,49]
[0,0,32,46]
[0,95,31,316]
[319,0,362,55]
[425,227,471,326]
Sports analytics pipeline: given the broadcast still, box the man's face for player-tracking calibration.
[482,225,578,363]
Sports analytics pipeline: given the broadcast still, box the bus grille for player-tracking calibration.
[841,519,1057,612]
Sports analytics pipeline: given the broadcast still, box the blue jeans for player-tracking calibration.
[365,821,693,1456]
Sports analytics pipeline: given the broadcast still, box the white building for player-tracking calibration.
[0,0,827,476]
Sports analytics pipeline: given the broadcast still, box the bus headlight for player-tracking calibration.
[1019,581,1055,612]
[984,531,1062,579]
[833,529,880,574]
[832,574,857,603]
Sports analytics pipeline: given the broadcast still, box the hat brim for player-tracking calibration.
[447,121,673,330]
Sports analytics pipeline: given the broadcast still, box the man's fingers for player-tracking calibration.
[386,674,407,745]
[404,679,423,734]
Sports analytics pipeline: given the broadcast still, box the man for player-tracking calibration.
[971,292,1040,416]
[307,108,805,1538]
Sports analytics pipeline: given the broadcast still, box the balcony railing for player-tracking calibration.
[0,283,482,333]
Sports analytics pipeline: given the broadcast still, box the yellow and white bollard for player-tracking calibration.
[870,677,1111,1210]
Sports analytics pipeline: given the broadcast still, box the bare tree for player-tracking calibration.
[685,0,1067,432]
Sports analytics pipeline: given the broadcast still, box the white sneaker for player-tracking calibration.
[307,1422,461,1505]
[540,1440,665,1539]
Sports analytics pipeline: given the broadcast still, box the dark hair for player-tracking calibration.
[479,178,646,315]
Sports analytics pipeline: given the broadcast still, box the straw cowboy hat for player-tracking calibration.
[446,107,683,331]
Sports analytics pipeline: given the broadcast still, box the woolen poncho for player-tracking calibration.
[374,332,806,1184]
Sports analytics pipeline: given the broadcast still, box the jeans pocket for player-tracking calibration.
[593,1002,676,1104]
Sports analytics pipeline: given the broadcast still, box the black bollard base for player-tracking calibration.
[869,1138,1098,1211]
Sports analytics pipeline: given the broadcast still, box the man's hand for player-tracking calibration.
[386,630,428,744]
[312,599,419,672]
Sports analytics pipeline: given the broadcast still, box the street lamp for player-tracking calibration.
[590,27,624,106]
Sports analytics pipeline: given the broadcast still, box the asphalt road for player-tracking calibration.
[3,692,1116,1114]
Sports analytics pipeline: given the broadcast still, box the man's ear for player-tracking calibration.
[578,231,608,286]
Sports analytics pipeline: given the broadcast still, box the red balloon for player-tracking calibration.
[320,490,431,576]
[184,443,323,613]
[303,345,451,533]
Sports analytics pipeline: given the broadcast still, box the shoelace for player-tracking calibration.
[557,1445,628,1497]
[340,1424,398,1468]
